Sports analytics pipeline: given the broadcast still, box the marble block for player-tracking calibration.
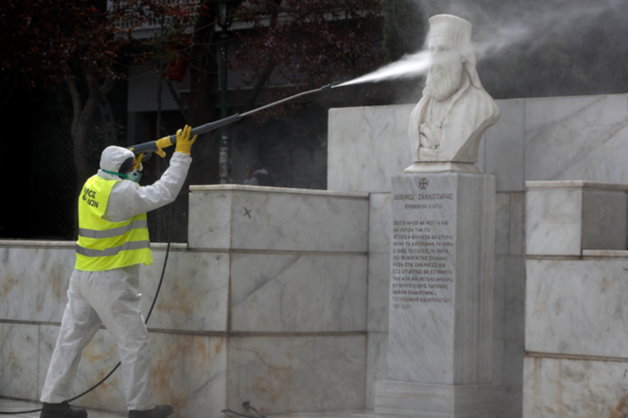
[526,181,628,256]
[524,94,628,184]
[149,333,227,418]
[366,332,388,409]
[504,256,525,342]
[509,193,525,256]
[484,99,525,192]
[375,380,508,418]
[523,356,628,418]
[328,105,414,194]
[0,323,39,400]
[494,193,511,256]
[38,325,227,416]
[526,258,628,358]
[369,193,392,255]
[227,335,365,415]
[229,253,367,333]
[0,246,75,323]
[140,250,230,332]
[387,173,494,385]
[367,253,390,333]
[188,185,369,253]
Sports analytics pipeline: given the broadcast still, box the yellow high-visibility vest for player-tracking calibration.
[75,175,153,271]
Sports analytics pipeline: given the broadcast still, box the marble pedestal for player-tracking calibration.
[375,172,497,418]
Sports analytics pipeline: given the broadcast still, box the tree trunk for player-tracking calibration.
[66,73,114,191]
[66,73,114,235]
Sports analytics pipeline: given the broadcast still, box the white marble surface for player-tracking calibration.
[0,323,39,401]
[189,187,369,253]
[504,256,525,343]
[367,253,389,333]
[227,335,365,415]
[494,192,525,257]
[328,105,414,194]
[0,246,229,333]
[526,185,627,256]
[494,194,511,256]
[509,193,525,256]
[229,253,367,333]
[140,250,230,332]
[387,173,494,385]
[148,333,227,417]
[526,258,628,358]
[328,94,628,196]
[484,99,525,192]
[492,256,506,349]
[0,247,75,323]
[523,356,628,418]
[524,94,628,184]
[368,194,392,255]
[526,189,582,256]
[366,333,388,410]
[37,325,227,416]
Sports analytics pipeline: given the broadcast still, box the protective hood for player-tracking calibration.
[100,146,135,173]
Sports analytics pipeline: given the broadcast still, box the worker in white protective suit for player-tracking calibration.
[39,126,197,418]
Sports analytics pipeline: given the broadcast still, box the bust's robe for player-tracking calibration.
[408,72,500,163]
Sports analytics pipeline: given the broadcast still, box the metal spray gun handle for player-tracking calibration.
[128,84,333,159]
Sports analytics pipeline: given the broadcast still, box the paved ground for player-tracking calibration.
[0,399,124,418]
[0,399,366,418]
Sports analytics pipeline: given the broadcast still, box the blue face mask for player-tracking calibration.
[102,169,142,183]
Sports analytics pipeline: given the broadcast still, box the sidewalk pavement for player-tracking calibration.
[0,398,365,418]
[0,399,124,418]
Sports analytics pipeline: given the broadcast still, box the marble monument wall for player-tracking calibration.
[328,92,628,415]
[0,185,370,417]
[524,181,628,417]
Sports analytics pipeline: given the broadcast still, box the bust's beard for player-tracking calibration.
[424,65,462,102]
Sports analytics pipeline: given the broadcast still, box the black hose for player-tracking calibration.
[0,205,175,415]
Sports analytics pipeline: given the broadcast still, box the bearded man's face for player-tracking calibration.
[425,38,464,102]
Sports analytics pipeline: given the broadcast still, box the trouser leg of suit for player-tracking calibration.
[41,270,104,403]
[81,265,156,411]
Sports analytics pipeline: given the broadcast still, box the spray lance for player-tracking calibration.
[129,83,334,159]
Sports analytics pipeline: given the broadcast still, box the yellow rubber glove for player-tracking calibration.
[154,136,174,158]
[134,153,144,169]
[175,125,197,156]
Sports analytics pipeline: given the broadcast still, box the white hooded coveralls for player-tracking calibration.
[41,146,191,411]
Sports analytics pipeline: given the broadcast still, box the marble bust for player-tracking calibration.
[406,14,500,173]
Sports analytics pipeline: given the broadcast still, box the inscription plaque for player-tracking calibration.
[391,191,455,309]
[387,172,494,385]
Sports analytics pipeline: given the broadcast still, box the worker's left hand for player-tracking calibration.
[175,125,197,156]
[154,135,174,158]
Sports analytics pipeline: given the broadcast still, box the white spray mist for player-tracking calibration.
[334,0,625,88]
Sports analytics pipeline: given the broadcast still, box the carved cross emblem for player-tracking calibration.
[419,178,429,190]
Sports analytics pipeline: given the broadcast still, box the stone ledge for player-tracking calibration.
[582,249,628,257]
[526,180,628,191]
[189,184,369,199]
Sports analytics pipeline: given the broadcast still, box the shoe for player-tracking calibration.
[128,405,174,418]
[40,402,87,418]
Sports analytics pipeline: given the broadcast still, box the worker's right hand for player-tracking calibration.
[175,125,197,156]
